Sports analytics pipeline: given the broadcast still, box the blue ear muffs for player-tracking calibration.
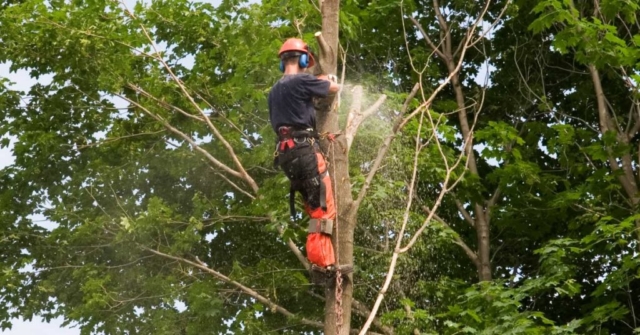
[279,53,308,72]
[298,53,309,68]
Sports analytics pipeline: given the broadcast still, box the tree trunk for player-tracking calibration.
[447,61,493,282]
[315,0,356,334]
[475,215,492,281]
[589,65,640,250]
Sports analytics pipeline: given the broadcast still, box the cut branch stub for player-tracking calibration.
[314,32,331,74]
[314,32,331,56]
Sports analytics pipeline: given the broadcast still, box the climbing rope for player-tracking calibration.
[329,138,344,334]
[327,73,344,334]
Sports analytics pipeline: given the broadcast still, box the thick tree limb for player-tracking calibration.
[145,248,324,328]
[589,65,639,200]
[347,86,363,136]
[589,64,640,249]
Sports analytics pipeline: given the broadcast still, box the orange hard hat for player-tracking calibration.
[278,38,315,68]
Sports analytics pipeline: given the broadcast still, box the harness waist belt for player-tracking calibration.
[308,218,334,235]
[278,126,318,140]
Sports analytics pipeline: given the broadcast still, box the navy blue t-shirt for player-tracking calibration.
[268,74,331,133]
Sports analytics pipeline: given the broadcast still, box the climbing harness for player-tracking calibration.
[274,126,328,218]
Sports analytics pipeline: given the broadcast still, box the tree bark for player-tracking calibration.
[316,1,356,334]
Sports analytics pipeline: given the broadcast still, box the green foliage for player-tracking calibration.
[2,0,640,334]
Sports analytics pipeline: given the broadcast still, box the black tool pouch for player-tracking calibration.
[277,141,325,218]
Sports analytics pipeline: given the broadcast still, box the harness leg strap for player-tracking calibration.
[289,187,296,219]
[319,175,327,211]
[308,218,334,235]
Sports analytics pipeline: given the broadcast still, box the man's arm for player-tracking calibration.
[316,74,341,94]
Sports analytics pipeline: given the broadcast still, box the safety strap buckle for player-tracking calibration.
[308,218,334,235]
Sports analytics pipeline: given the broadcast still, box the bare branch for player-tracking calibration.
[212,170,256,200]
[351,83,419,212]
[355,44,473,215]
[308,290,393,335]
[192,91,257,148]
[121,3,257,193]
[345,87,387,150]
[118,94,244,180]
[485,187,502,225]
[358,108,428,335]
[351,299,395,335]
[433,0,452,57]
[454,198,475,227]
[465,0,510,50]
[129,85,205,122]
[408,16,446,59]
[360,6,484,329]
[421,206,479,267]
[145,248,324,328]
[277,226,310,270]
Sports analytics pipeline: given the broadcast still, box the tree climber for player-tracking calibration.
[269,38,352,284]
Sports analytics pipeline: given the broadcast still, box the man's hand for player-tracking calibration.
[317,73,340,94]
